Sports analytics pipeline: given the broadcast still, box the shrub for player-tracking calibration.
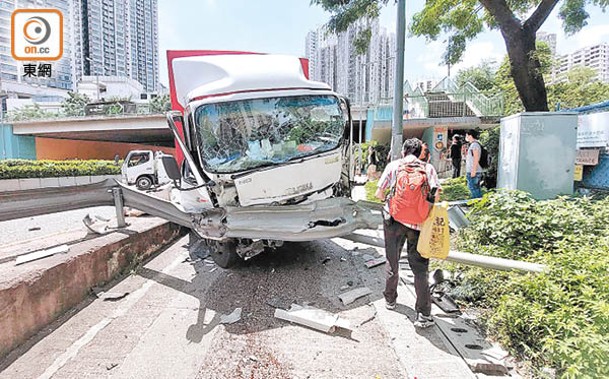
[0,159,120,179]
[450,190,609,378]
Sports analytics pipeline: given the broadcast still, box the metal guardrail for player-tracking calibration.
[0,179,116,222]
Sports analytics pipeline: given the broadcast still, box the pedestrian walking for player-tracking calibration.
[419,142,431,163]
[450,135,462,178]
[465,129,483,198]
[375,138,441,328]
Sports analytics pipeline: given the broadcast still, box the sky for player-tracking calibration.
[158,0,609,87]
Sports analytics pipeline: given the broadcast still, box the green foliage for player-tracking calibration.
[456,60,498,94]
[364,179,382,203]
[61,92,90,117]
[6,104,55,122]
[451,190,609,377]
[439,176,471,201]
[548,66,609,110]
[149,94,171,113]
[0,159,120,179]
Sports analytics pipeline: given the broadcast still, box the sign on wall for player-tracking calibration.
[575,149,600,165]
[574,165,583,181]
[577,112,609,148]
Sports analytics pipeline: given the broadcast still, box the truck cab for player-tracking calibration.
[161,53,377,267]
[121,150,171,190]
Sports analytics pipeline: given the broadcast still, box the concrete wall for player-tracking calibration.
[0,124,36,160]
[35,137,175,160]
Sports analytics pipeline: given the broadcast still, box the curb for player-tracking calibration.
[0,218,183,359]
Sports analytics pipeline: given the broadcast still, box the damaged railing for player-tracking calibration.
[0,180,545,273]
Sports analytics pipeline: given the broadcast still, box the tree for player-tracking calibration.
[548,66,609,109]
[312,0,609,112]
[6,104,54,121]
[149,94,171,113]
[61,92,90,117]
[455,59,498,93]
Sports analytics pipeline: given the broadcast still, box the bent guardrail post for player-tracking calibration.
[112,187,127,228]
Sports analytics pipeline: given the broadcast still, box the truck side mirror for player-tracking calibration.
[161,155,181,181]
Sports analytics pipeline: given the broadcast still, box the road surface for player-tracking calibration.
[0,235,475,379]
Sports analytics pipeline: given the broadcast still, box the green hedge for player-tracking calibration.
[0,159,121,179]
[447,191,609,378]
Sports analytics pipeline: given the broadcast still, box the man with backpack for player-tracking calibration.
[375,138,440,328]
[465,129,486,199]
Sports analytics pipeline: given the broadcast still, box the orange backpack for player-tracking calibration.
[389,161,431,225]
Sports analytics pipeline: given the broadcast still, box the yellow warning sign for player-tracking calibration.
[574,164,583,181]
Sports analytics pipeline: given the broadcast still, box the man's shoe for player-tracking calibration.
[385,300,396,310]
[414,313,435,328]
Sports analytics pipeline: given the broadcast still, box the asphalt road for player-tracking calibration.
[0,233,477,379]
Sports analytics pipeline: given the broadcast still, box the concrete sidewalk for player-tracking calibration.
[0,216,182,358]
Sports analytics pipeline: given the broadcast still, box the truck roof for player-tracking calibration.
[171,54,331,107]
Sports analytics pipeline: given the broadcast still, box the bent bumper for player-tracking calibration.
[192,197,382,241]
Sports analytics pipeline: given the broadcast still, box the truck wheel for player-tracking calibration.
[136,176,153,190]
[211,239,240,268]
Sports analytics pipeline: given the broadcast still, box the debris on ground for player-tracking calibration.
[340,257,347,262]
[15,244,69,265]
[28,227,41,232]
[82,214,111,235]
[338,287,372,305]
[340,285,349,291]
[106,363,118,371]
[321,257,331,265]
[364,257,386,268]
[219,308,242,324]
[249,355,258,362]
[98,292,130,301]
[266,296,292,310]
[274,304,351,333]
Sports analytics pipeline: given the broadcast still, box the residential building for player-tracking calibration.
[306,19,396,105]
[77,0,159,92]
[553,43,609,83]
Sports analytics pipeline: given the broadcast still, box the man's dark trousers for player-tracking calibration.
[383,215,431,316]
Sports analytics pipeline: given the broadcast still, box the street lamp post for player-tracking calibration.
[391,0,406,161]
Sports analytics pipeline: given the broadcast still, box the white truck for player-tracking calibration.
[121,150,172,190]
[121,52,379,267]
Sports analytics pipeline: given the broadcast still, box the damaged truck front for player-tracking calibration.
[152,52,379,267]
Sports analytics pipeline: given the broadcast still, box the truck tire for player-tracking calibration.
[211,239,240,268]
[136,175,153,190]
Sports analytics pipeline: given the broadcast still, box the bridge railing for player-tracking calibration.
[2,103,168,123]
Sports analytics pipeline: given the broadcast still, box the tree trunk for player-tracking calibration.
[502,28,549,112]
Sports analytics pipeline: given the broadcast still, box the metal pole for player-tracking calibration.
[341,233,546,273]
[391,0,406,161]
[112,187,127,228]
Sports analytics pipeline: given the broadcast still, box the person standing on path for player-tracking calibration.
[450,135,463,178]
[465,129,483,198]
[375,138,440,328]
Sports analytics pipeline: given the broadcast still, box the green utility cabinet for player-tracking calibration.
[497,112,578,200]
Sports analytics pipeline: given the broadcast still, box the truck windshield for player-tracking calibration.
[194,95,345,173]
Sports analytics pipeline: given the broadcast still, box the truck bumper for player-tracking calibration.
[191,197,382,242]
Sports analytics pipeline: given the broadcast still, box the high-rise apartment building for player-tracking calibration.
[0,0,74,98]
[553,43,609,83]
[78,0,159,92]
[306,19,396,105]
[537,31,557,56]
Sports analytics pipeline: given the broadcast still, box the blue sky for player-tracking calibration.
[158,0,609,87]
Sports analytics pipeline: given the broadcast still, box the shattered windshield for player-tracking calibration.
[194,95,345,173]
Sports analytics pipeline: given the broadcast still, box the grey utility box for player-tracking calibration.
[497,112,578,200]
